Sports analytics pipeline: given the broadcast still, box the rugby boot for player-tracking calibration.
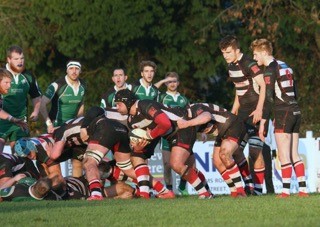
[156,190,175,199]
[198,192,215,199]
[178,187,189,196]
[298,192,309,197]
[276,193,290,198]
[87,195,104,201]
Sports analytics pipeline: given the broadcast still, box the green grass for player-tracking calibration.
[1,194,320,226]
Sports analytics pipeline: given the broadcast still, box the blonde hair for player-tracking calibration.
[0,68,12,81]
[165,72,179,80]
[250,38,273,55]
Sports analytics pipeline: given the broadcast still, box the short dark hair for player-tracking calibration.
[113,68,126,76]
[139,61,157,72]
[7,45,23,58]
[219,35,240,50]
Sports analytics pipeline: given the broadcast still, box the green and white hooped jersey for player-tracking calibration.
[44,76,85,127]
[132,79,159,101]
[1,65,41,119]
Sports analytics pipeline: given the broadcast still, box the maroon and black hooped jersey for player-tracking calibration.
[0,153,39,179]
[53,117,86,146]
[128,99,189,139]
[263,59,300,115]
[190,103,238,137]
[227,54,263,113]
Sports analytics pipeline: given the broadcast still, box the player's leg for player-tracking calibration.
[248,136,265,195]
[131,155,151,199]
[212,146,237,197]
[291,132,308,196]
[220,139,246,196]
[275,132,292,197]
[83,143,108,200]
[262,143,275,194]
[113,152,136,180]
[170,146,212,198]
[233,140,254,194]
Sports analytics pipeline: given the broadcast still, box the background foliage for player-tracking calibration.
[0,0,319,136]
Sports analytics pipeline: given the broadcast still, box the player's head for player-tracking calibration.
[165,72,180,92]
[0,68,12,95]
[219,35,240,51]
[6,45,25,73]
[112,68,127,89]
[219,35,241,64]
[98,160,113,180]
[114,89,137,115]
[14,138,37,158]
[250,39,273,66]
[66,60,81,80]
[139,60,157,84]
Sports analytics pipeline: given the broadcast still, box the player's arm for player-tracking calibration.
[0,109,28,130]
[250,74,266,124]
[29,96,41,121]
[231,93,240,115]
[0,173,27,189]
[177,111,211,129]
[28,75,42,121]
[49,140,65,160]
[148,111,171,139]
[40,96,55,133]
[77,104,85,117]
[154,77,176,89]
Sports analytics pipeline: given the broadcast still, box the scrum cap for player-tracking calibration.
[114,89,137,112]
[14,138,37,157]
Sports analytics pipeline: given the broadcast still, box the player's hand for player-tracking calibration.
[13,173,27,182]
[201,132,207,143]
[29,112,39,122]
[249,108,262,124]
[131,139,149,153]
[9,117,29,132]
[177,119,189,129]
[258,123,265,142]
[80,128,89,142]
[47,125,55,134]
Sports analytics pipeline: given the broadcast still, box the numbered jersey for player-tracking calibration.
[264,59,299,113]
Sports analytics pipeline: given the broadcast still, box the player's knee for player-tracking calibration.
[248,136,264,149]
[116,159,133,171]
[83,149,104,167]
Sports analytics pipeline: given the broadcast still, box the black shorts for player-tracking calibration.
[274,110,301,133]
[165,126,197,154]
[58,145,87,162]
[214,119,246,147]
[89,119,131,154]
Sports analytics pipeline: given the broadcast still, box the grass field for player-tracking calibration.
[1,194,320,226]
